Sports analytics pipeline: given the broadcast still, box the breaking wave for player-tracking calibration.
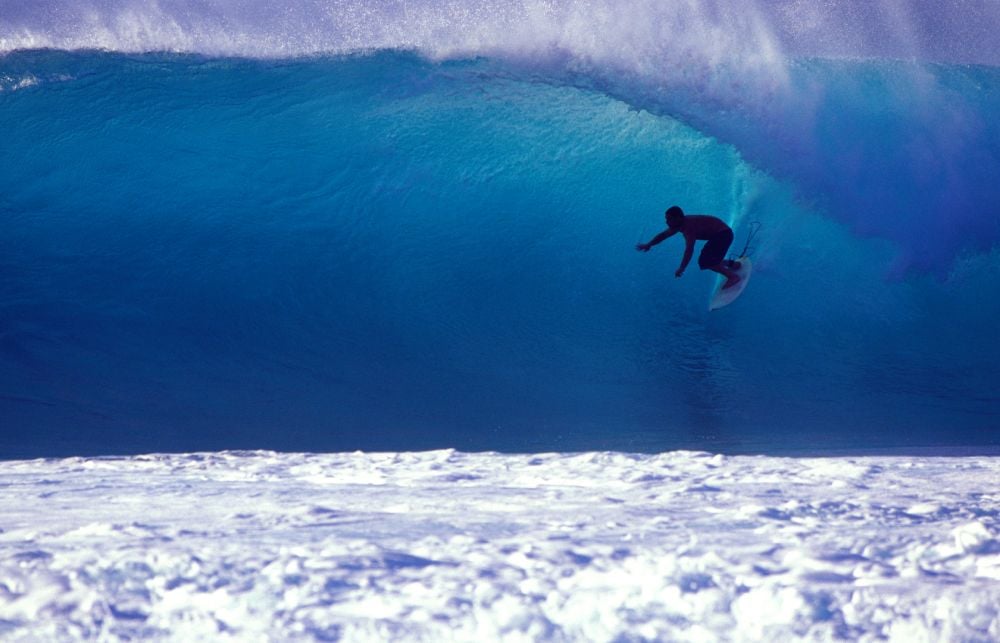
[1,1,998,456]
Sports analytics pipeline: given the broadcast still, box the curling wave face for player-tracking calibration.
[1,2,999,456]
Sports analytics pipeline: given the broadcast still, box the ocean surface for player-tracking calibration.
[2,1,999,457]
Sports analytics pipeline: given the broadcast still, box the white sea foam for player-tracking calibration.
[0,450,997,640]
[0,74,38,92]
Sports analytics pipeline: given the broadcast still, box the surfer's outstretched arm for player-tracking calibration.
[636,228,677,252]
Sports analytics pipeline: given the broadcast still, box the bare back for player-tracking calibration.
[674,214,731,241]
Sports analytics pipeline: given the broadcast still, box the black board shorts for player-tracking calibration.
[699,229,734,269]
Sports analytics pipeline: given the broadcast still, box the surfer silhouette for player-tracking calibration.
[636,206,741,289]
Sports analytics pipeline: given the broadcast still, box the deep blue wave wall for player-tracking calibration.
[2,1,999,457]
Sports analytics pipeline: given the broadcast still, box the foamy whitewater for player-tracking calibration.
[1,0,999,639]
[2,450,999,641]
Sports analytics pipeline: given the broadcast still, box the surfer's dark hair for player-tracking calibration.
[666,205,684,219]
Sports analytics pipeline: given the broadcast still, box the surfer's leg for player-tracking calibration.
[699,230,734,271]
[700,230,739,288]
[708,263,741,289]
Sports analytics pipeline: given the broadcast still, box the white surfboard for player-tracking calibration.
[709,257,752,311]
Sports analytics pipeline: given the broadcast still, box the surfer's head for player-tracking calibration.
[665,205,684,228]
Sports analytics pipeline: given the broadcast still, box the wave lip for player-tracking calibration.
[4,0,1000,66]
[0,0,790,88]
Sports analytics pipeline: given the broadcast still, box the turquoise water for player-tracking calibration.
[1,3,999,457]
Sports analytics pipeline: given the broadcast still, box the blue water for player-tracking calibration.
[2,1,999,458]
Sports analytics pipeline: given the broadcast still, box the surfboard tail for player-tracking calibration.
[709,256,753,311]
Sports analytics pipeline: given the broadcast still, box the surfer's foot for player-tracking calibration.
[726,259,742,271]
[722,275,742,290]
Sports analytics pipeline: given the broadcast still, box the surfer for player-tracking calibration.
[636,206,741,289]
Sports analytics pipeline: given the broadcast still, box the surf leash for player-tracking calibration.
[737,221,762,258]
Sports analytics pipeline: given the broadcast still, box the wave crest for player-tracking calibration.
[6,1,1000,65]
